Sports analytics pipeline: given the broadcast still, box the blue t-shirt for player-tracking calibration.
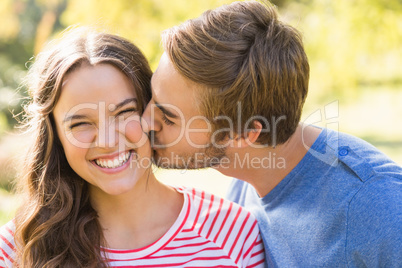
[227,127,402,267]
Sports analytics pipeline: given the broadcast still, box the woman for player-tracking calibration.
[0,27,264,267]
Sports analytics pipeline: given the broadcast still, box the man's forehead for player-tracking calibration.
[151,54,201,114]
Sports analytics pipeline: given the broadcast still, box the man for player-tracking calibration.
[142,1,402,267]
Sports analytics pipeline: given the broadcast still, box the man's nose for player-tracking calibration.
[141,103,162,134]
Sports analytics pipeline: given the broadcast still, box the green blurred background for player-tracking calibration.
[1,0,401,225]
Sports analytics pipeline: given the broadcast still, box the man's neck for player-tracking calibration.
[216,124,322,197]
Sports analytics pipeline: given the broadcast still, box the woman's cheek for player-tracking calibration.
[67,128,97,148]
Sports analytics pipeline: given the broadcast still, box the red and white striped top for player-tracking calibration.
[0,187,265,267]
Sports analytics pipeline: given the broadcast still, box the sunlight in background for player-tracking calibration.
[1,0,401,225]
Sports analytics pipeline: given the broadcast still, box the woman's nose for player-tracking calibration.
[96,121,118,148]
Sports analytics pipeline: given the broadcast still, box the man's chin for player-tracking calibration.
[152,156,221,170]
[151,155,195,170]
[151,148,227,170]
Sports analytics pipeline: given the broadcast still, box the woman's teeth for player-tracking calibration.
[94,151,131,168]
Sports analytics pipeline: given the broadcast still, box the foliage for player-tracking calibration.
[60,0,236,69]
[0,0,67,132]
[1,0,402,126]
[0,187,19,225]
[0,0,401,193]
[0,1,401,228]
[282,0,402,101]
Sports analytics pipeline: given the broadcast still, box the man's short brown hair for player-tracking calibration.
[162,0,309,146]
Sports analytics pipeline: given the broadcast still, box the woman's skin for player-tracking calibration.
[53,63,183,249]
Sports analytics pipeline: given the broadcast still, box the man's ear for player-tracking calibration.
[229,120,262,148]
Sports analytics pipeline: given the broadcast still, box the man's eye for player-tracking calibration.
[161,114,174,125]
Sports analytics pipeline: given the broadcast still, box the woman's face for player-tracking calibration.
[53,63,151,196]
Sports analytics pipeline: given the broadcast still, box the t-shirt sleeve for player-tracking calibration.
[0,221,16,267]
[244,234,265,268]
[346,176,402,267]
[226,178,246,204]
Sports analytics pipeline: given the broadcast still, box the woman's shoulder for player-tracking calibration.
[176,186,258,226]
[0,220,16,267]
[0,220,15,244]
[174,186,262,265]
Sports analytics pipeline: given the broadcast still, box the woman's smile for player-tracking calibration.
[91,150,134,173]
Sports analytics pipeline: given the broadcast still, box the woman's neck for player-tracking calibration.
[89,171,184,249]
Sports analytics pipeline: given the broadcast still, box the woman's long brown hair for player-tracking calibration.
[14,27,152,267]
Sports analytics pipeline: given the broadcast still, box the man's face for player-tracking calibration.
[142,53,226,169]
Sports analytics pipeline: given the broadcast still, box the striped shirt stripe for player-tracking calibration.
[0,187,265,267]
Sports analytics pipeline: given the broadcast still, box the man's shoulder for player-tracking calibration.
[321,129,402,265]
[348,174,401,216]
[345,175,402,266]
[321,128,402,181]
[226,178,259,208]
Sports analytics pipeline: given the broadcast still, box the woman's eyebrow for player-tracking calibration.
[112,98,138,111]
[63,114,88,124]
[62,98,138,124]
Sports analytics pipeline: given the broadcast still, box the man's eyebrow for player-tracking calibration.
[154,100,179,119]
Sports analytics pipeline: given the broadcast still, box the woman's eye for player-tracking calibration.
[116,108,138,117]
[161,114,174,126]
[69,122,89,129]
